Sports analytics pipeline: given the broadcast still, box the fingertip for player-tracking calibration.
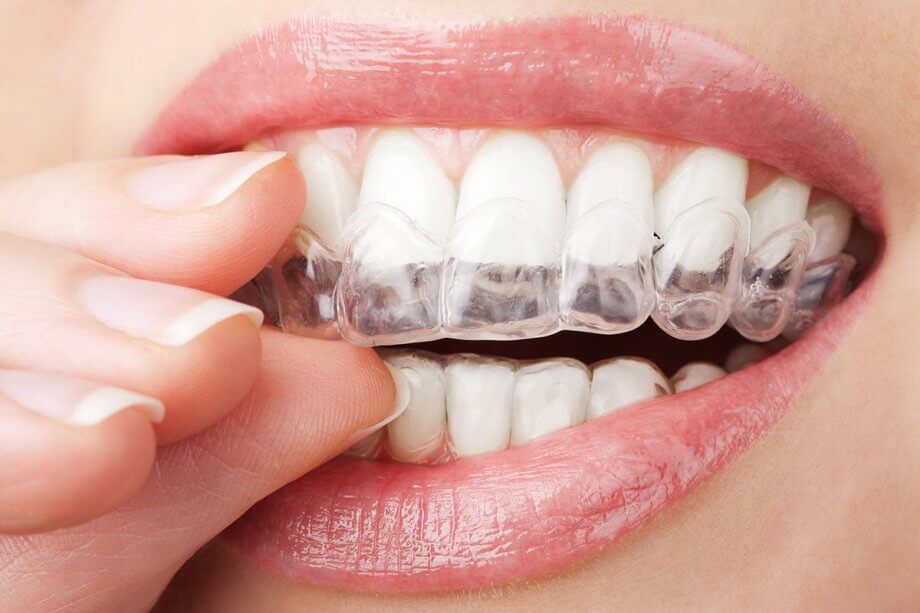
[149,313,263,444]
[0,406,156,534]
[165,154,305,295]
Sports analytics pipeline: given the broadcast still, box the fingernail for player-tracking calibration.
[127,151,286,211]
[343,363,411,448]
[0,369,164,426]
[76,275,264,346]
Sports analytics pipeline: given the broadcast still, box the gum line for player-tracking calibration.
[255,200,853,345]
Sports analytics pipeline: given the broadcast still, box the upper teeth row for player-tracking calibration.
[255,129,856,344]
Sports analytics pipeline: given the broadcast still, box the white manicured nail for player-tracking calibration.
[0,369,164,426]
[128,151,286,211]
[76,275,264,346]
[344,363,411,447]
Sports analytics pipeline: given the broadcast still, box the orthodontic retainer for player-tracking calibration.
[246,196,851,346]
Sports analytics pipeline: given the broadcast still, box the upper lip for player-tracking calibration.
[138,14,881,591]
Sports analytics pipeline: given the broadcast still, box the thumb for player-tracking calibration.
[0,330,405,612]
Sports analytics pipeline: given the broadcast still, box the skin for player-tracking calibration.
[0,0,918,610]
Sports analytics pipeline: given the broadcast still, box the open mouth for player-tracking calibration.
[138,15,882,592]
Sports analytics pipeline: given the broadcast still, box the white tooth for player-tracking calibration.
[511,359,590,445]
[724,343,770,372]
[567,142,655,230]
[806,196,853,262]
[745,176,811,249]
[358,129,457,241]
[457,131,566,232]
[294,142,359,246]
[671,362,727,393]
[383,352,447,463]
[587,357,671,420]
[445,356,514,457]
[654,147,749,236]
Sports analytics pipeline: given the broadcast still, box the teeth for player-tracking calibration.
[745,176,811,256]
[587,357,671,420]
[456,131,566,231]
[731,176,815,342]
[671,362,727,393]
[294,142,359,246]
[443,132,565,338]
[335,203,443,345]
[511,359,590,445]
[383,351,447,463]
[654,147,749,237]
[560,144,655,333]
[806,196,854,262]
[358,129,457,241]
[567,142,655,229]
[445,355,515,457]
[335,348,772,465]
[651,148,751,340]
[254,129,861,347]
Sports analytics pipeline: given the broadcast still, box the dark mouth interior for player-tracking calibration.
[404,325,760,376]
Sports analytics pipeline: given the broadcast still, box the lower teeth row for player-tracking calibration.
[353,350,733,463]
[250,197,855,345]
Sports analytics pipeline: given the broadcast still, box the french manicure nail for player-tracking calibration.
[76,275,264,346]
[127,151,286,211]
[344,363,411,448]
[0,369,164,426]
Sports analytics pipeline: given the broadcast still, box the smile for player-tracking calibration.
[138,15,882,592]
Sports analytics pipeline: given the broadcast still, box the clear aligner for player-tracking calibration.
[782,253,857,341]
[559,200,655,334]
[730,220,816,342]
[253,197,853,345]
[651,198,751,340]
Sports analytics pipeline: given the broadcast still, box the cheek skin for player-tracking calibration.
[0,0,918,610]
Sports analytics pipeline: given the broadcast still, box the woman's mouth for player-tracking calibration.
[137,15,882,592]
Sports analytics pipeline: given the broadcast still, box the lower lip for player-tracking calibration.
[225,278,872,591]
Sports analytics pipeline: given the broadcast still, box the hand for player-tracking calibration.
[0,153,401,610]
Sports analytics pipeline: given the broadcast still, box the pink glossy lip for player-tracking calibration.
[139,15,881,591]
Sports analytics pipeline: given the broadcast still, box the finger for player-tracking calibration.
[0,332,404,610]
[0,233,263,444]
[0,152,303,295]
[0,369,161,534]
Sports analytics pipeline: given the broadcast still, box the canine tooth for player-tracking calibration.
[671,362,727,393]
[294,142,359,246]
[445,356,514,457]
[587,357,671,420]
[511,359,590,445]
[383,351,447,463]
[806,196,854,262]
[654,147,748,236]
[651,197,750,339]
[567,142,655,229]
[457,131,565,232]
[746,176,810,252]
[358,129,457,241]
[724,343,770,372]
